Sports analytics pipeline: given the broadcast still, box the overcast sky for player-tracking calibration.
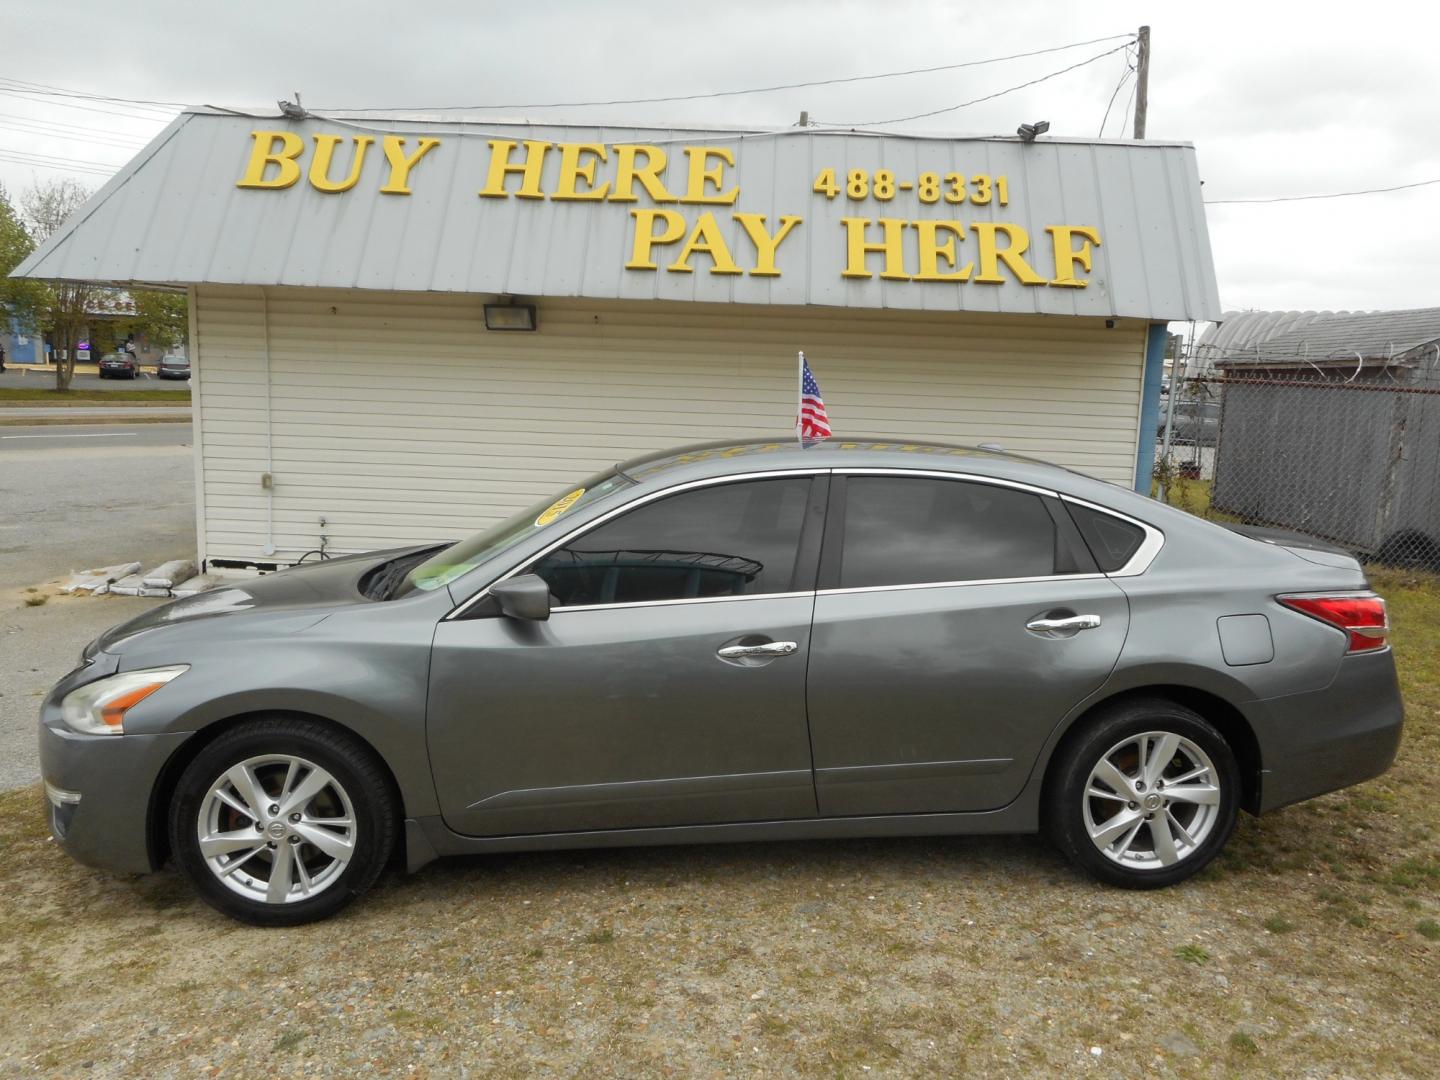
[3,0,1435,316]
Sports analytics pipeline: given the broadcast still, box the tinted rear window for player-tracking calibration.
[1065,503,1146,572]
[838,477,1059,589]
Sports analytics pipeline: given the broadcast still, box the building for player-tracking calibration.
[1,291,177,366]
[13,109,1219,571]
[1199,307,1440,562]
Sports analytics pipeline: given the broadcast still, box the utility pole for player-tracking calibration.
[1133,25,1150,139]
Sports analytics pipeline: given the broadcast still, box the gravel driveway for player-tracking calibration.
[2,572,1436,1078]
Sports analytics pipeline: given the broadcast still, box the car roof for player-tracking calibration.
[614,437,1185,531]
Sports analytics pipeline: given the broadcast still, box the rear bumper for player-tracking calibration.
[1250,649,1404,813]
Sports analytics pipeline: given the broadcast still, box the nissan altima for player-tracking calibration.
[38,439,1403,925]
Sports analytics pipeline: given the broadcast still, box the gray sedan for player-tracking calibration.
[39,439,1403,925]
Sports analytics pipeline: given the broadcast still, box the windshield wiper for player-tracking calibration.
[362,546,447,601]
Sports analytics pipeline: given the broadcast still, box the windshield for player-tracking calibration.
[392,470,635,597]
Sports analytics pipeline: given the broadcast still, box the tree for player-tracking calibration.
[128,290,188,352]
[0,185,44,335]
[20,178,96,391]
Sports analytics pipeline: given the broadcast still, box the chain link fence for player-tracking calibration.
[1153,357,1440,570]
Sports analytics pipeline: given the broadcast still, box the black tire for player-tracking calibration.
[169,717,397,926]
[1044,698,1239,889]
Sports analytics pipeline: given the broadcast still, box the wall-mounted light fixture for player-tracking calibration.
[484,298,538,331]
[1016,120,1051,142]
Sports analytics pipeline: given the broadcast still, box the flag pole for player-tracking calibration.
[796,350,804,443]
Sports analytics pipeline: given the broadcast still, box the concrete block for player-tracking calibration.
[142,560,197,589]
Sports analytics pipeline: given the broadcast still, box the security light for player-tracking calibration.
[1016,120,1051,142]
[484,300,538,332]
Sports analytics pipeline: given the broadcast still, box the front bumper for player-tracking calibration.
[38,671,191,875]
[1250,649,1404,813]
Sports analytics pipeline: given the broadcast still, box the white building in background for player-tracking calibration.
[14,109,1219,571]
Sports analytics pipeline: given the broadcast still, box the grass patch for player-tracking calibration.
[1229,1031,1260,1055]
[273,1030,306,1052]
[1174,944,1210,964]
[582,927,614,945]
[0,414,190,427]
[0,387,191,404]
[1417,919,1440,941]
[1262,915,1297,934]
[23,595,47,607]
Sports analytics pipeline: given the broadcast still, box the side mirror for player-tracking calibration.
[490,574,552,621]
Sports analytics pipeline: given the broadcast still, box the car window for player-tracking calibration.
[837,476,1059,589]
[394,470,636,596]
[1064,503,1146,572]
[531,477,812,607]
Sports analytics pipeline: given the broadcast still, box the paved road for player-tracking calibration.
[0,406,192,419]
[0,368,192,394]
[0,422,195,791]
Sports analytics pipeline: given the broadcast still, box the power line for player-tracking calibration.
[1121,70,1138,138]
[0,87,179,123]
[0,76,185,113]
[0,117,149,149]
[0,146,122,174]
[1098,48,1136,137]
[815,42,1131,128]
[0,110,151,142]
[1205,177,1440,204]
[315,33,1135,112]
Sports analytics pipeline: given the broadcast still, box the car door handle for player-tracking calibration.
[1026,614,1102,633]
[717,641,799,659]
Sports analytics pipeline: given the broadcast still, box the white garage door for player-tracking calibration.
[191,285,1147,566]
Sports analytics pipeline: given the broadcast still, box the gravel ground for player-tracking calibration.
[1,573,1436,1078]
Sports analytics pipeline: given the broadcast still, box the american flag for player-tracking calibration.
[797,354,831,440]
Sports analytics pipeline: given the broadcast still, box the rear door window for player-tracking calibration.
[836,476,1061,589]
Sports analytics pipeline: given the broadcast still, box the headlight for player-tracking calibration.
[60,666,189,735]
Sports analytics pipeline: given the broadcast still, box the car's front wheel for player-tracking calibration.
[1045,699,1239,888]
[169,718,397,925]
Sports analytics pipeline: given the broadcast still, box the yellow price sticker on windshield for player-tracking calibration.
[535,488,585,526]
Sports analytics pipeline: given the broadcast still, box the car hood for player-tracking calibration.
[91,545,435,656]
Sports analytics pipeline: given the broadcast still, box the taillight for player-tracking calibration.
[1278,593,1389,653]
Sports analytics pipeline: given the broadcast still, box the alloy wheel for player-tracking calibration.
[197,754,357,904]
[1082,731,1222,870]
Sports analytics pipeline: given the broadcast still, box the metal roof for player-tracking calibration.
[1200,307,1440,365]
[13,109,1221,321]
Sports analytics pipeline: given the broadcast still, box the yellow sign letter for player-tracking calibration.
[626,209,688,270]
[478,140,552,200]
[971,222,1047,286]
[679,146,739,205]
[611,145,677,203]
[1045,225,1102,288]
[236,130,304,190]
[379,136,441,195]
[841,218,910,280]
[553,143,611,201]
[309,134,374,194]
[913,221,973,282]
[670,212,743,275]
[734,213,802,277]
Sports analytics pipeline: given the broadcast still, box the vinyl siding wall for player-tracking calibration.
[191,285,1148,565]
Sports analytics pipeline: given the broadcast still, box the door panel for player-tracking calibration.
[807,577,1130,815]
[428,595,818,836]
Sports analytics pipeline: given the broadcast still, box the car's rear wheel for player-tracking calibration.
[1045,699,1239,888]
[169,718,397,925]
